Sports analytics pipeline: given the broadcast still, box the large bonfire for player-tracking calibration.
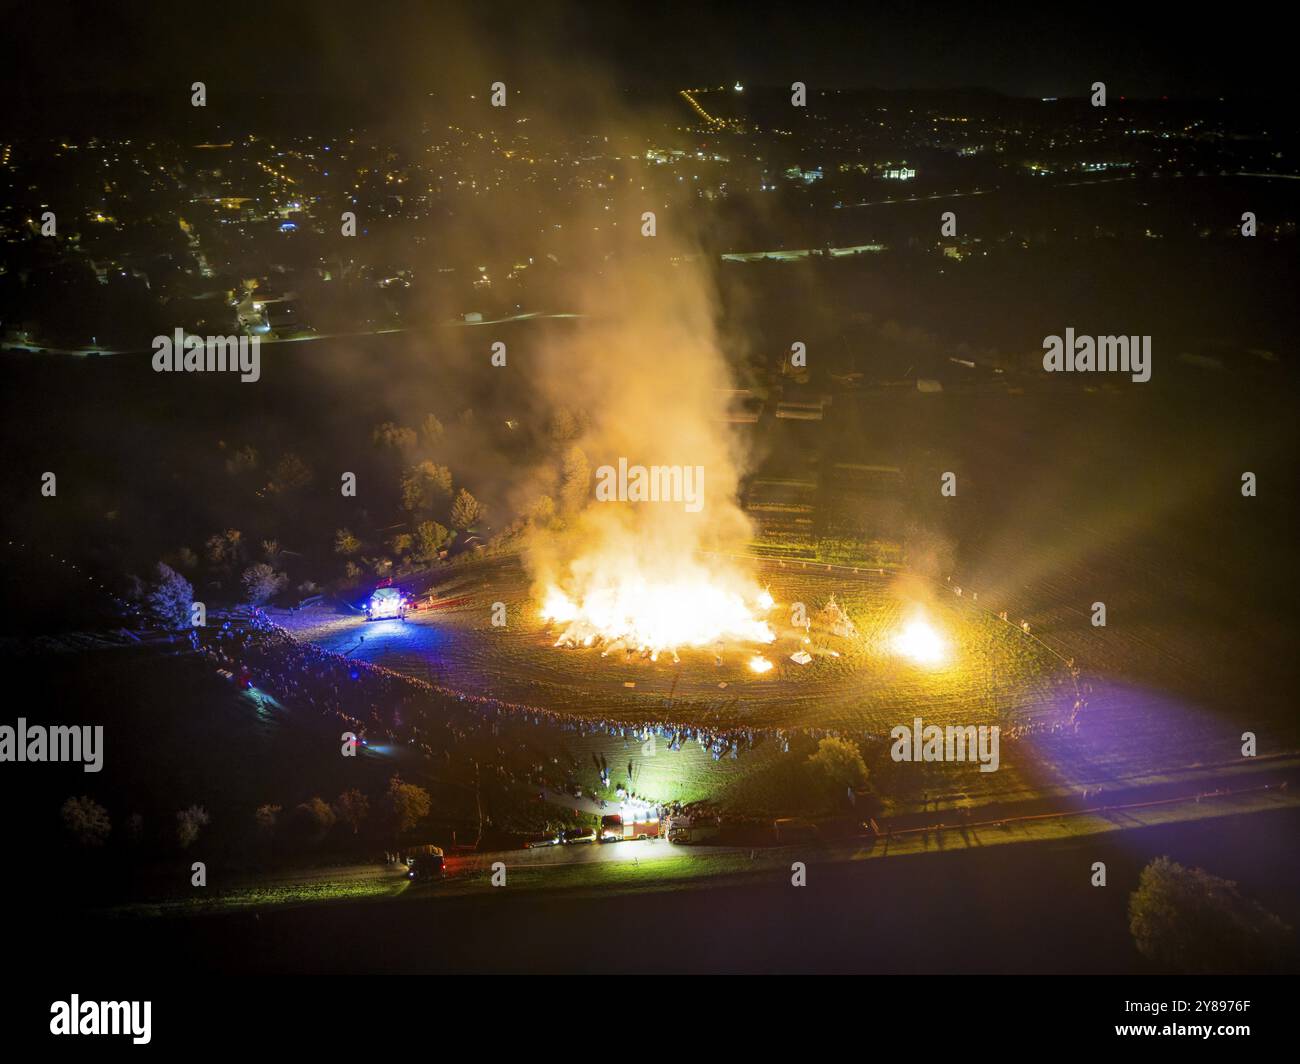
[524,247,775,663]
[540,557,775,661]
[532,459,777,664]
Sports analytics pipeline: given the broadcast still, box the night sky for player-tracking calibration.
[3,1,1290,107]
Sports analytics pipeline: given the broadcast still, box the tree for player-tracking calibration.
[526,494,556,528]
[287,797,337,846]
[146,562,193,629]
[224,444,259,475]
[559,445,590,516]
[334,528,361,556]
[241,563,288,605]
[806,737,869,793]
[334,789,370,835]
[419,413,445,450]
[401,461,453,515]
[373,421,417,451]
[176,805,211,849]
[449,488,484,531]
[1129,857,1292,972]
[385,776,432,837]
[205,528,245,573]
[125,812,144,845]
[265,452,313,495]
[548,407,582,443]
[412,520,452,562]
[254,803,282,840]
[61,796,111,847]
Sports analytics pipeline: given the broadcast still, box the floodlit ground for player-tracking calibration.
[280,557,1081,808]
[282,557,1070,733]
[279,543,1298,818]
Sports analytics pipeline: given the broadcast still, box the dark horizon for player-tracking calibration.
[4,1,1293,105]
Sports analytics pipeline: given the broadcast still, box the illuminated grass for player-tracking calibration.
[286,557,1067,736]
[105,874,405,918]
[283,555,1300,824]
[285,557,1071,813]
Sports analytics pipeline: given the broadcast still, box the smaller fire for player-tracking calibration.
[891,613,947,666]
[748,655,774,674]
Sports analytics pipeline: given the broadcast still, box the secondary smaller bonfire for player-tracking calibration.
[891,612,947,666]
[814,594,858,639]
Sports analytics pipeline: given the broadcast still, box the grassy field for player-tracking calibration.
[281,556,1083,812]
[283,561,1070,722]
[275,544,1300,822]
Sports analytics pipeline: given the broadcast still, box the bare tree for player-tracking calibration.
[61,796,111,847]
[241,563,288,605]
[254,803,282,840]
[334,528,362,556]
[146,562,193,629]
[176,805,211,849]
[559,445,590,516]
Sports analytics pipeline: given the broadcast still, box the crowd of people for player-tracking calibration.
[191,603,1086,802]
[191,611,825,791]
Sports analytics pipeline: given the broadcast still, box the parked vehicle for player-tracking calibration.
[773,817,820,844]
[562,827,597,844]
[406,844,445,882]
[366,587,407,621]
[525,834,562,848]
[599,811,661,842]
[667,815,721,845]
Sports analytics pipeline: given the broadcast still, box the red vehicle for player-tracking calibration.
[599,811,661,842]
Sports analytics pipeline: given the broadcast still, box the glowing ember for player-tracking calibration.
[891,614,947,666]
[748,655,774,674]
[540,575,776,658]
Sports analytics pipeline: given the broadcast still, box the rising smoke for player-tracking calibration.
[524,248,768,643]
